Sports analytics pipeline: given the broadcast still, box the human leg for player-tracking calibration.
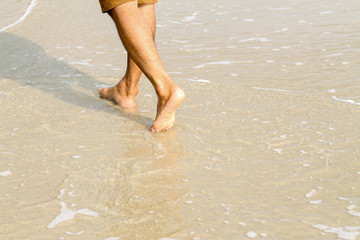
[104,1,185,132]
[98,3,156,109]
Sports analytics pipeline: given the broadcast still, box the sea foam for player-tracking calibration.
[0,0,37,32]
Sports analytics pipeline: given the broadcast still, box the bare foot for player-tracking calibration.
[98,81,137,109]
[150,86,185,132]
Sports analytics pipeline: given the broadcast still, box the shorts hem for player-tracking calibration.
[100,0,158,13]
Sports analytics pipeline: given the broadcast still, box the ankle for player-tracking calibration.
[116,79,138,97]
[155,83,182,100]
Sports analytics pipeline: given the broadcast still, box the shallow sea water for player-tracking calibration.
[1,0,360,239]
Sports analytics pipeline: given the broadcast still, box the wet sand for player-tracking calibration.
[1,0,360,239]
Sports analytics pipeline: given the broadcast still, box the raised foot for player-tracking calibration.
[150,86,185,132]
[98,85,137,109]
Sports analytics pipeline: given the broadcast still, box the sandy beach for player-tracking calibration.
[1,0,360,239]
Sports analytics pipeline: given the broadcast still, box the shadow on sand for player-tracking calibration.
[0,32,153,129]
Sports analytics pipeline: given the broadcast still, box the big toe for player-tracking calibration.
[98,87,109,98]
[98,87,104,95]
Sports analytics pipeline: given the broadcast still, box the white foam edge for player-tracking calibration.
[305,189,317,198]
[332,96,360,106]
[313,224,360,240]
[182,11,199,22]
[0,0,38,32]
[186,78,211,83]
[252,87,291,93]
[0,170,12,177]
[193,60,254,69]
[239,37,271,43]
[47,202,98,229]
[246,231,258,238]
[94,84,112,88]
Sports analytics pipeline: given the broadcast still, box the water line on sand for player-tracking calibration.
[0,0,37,32]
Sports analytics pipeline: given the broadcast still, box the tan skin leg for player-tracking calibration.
[98,3,156,109]
[99,1,185,132]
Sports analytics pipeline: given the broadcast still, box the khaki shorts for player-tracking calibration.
[99,0,158,13]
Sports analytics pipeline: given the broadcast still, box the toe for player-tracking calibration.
[98,87,103,95]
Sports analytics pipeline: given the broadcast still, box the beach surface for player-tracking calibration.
[1,0,360,239]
